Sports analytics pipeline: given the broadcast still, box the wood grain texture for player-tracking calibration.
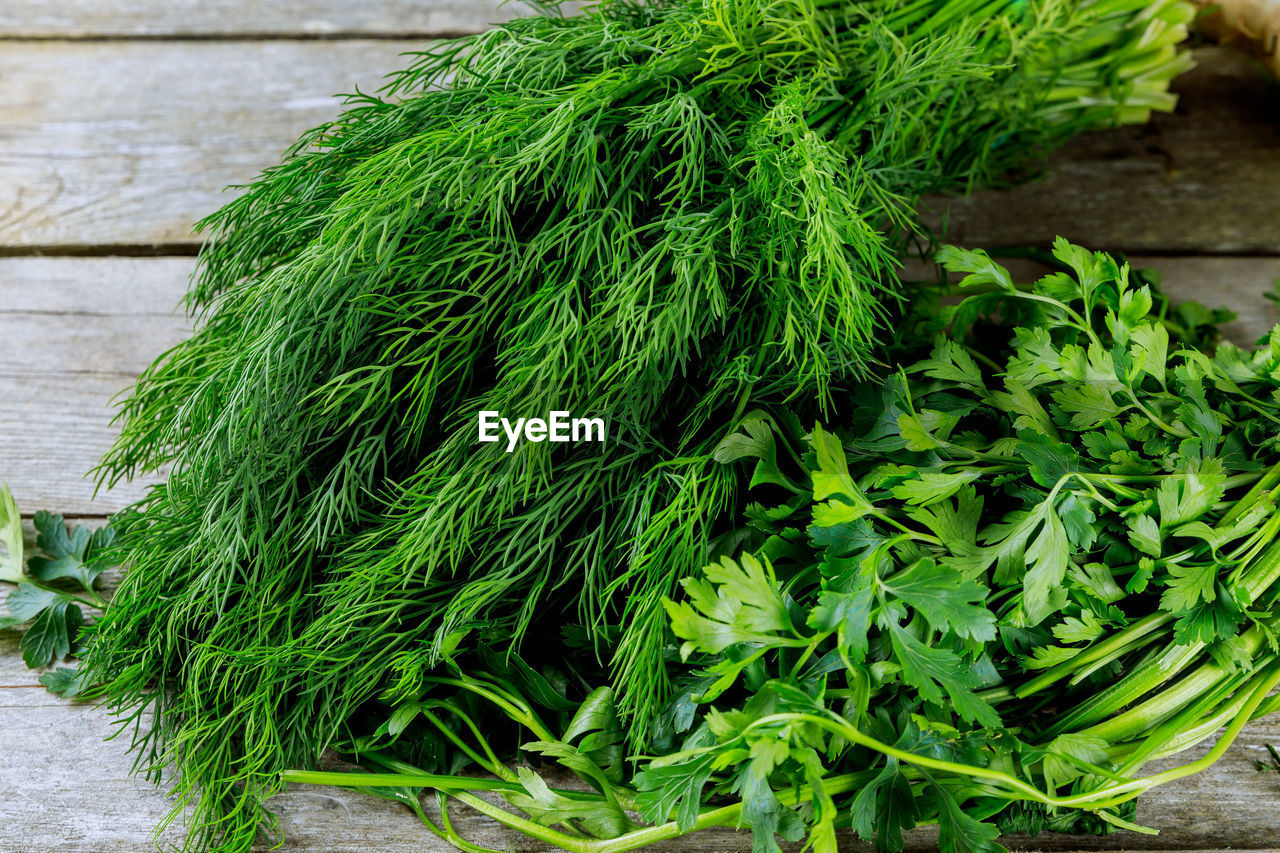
[1131,255,1280,344]
[1,46,1277,252]
[923,48,1280,254]
[0,40,416,248]
[0,257,191,515]
[0,1,558,38]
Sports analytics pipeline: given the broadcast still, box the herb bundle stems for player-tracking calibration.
[281,662,1280,853]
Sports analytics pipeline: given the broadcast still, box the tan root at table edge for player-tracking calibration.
[1196,0,1280,75]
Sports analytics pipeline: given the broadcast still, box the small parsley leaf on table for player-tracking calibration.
[1,508,114,680]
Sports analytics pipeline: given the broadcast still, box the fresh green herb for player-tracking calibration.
[0,483,22,583]
[39,666,92,699]
[1255,743,1280,773]
[286,241,1280,852]
[82,1,1193,849]
[0,511,112,672]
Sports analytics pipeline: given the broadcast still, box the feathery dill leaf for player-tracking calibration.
[84,0,1192,850]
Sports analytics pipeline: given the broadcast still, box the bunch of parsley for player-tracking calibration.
[82,0,1194,848]
[288,241,1280,852]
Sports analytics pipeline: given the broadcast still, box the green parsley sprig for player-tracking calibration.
[0,503,112,693]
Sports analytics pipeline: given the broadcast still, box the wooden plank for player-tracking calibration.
[1131,255,1280,345]
[0,312,186,377]
[0,40,417,249]
[0,631,56,700]
[924,48,1280,254]
[0,256,188,314]
[2,46,1277,252]
[0,372,164,515]
[0,2,559,38]
[0,257,191,515]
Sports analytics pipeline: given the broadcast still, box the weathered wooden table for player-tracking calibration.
[2,3,1279,851]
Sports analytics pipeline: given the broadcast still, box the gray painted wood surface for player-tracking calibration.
[0,1,554,38]
[923,49,1280,254]
[0,41,416,248]
[0,257,191,515]
[1,3,1279,850]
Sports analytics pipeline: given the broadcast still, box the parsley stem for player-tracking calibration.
[1101,659,1280,796]
[417,706,516,782]
[280,769,517,792]
[435,792,500,853]
[1082,627,1267,744]
[569,773,867,853]
[290,662,1280,853]
[769,668,1280,811]
[961,345,1003,373]
[1110,668,1255,773]
[19,579,103,611]
[450,791,597,853]
[1015,612,1171,698]
[422,676,558,743]
[1221,460,1280,526]
[1044,540,1280,738]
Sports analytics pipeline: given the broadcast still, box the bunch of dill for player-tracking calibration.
[83,0,1192,849]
